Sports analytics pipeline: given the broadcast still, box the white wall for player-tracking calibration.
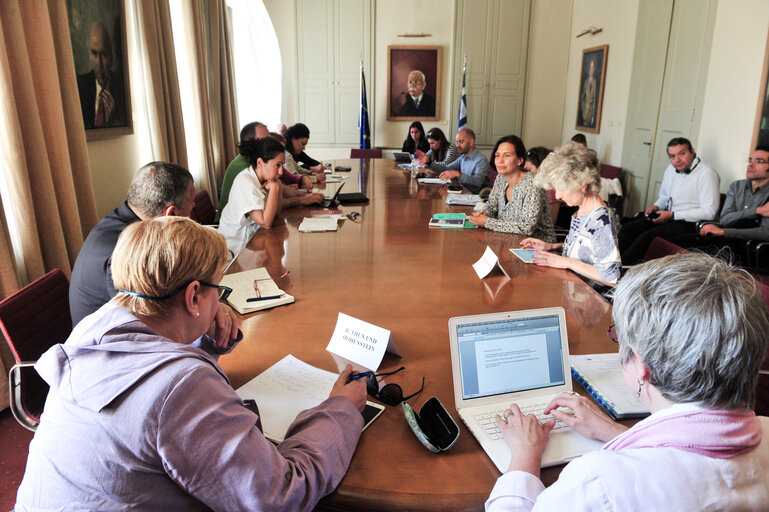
[373,0,455,149]
[560,0,639,165]
[522,0,572,149]
[697,0,769,189]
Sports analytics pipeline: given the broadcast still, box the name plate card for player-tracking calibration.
[472,245,510,279]
[326,313,396,370]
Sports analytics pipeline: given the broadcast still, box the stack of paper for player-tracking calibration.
[418,177,451,185]
[220,267,294,314]
[298,217,339,232]
[236,355,338,443]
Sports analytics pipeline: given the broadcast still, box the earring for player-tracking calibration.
[580,192,585,199]
[636,380,644,397]
[195,312,200,317]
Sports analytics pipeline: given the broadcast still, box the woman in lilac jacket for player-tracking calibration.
[486,252,769,511]
[16,217,366,511]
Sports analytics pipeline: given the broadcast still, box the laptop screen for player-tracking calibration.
[455,313,566,400]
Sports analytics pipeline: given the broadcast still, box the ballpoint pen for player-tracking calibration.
[346,371,372,383]
[246,294,284,302]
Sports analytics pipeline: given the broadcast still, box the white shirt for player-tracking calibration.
[654,157,721,221]
[485,404,769,511]
[218,166,266,253]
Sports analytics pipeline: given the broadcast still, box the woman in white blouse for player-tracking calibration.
[486,253,769,511]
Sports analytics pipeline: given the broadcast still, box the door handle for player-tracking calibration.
[643,142,651,146]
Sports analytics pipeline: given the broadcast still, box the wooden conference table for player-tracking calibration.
[219,158,619,511]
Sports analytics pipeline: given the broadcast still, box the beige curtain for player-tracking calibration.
[180,0,238,204]
[135,0,188,167]
[0,0,99,408]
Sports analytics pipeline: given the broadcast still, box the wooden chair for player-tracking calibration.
[190,189,217,226]
[642,237,689,262]
[350,148,382,159]
[0,269,72,431]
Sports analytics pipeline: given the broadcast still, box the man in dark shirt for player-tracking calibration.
[69,162,195,326]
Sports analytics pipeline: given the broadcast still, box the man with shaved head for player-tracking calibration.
[76,22,126,128]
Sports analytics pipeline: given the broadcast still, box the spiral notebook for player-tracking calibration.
[570,354,650,420]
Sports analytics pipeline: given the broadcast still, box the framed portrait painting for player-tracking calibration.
[387,46,441,121]
[576,45,608,134]
[67,0,132,140]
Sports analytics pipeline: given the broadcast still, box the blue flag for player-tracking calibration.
[457,62,467,133]
[359,68,371,149]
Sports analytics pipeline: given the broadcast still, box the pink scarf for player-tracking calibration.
[603,408,762,458]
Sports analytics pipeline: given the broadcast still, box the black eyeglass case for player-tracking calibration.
[402,397,459,453]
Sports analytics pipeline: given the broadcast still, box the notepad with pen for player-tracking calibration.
[570,353,650,420]
[219,267,294,314]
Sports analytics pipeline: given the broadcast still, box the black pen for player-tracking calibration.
[246,294,283,302]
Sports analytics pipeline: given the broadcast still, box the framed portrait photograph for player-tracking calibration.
[576,45,608,134]
[67,0,132,140]
[387,46,441,121]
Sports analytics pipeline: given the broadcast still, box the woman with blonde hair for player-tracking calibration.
[16,217,366,510]
[520,142,621,285]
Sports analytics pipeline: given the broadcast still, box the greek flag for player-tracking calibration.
[457,59,467,133]
[359,67,371,149]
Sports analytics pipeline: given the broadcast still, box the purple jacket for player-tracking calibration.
[16,302,363,511]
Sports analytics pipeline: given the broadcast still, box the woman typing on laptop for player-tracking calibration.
[486,253,769,510]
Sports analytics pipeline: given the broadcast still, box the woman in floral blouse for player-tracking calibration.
[520,142,621,285]
[468,135,556,244]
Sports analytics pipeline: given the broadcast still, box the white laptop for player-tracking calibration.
[448,308,604,472]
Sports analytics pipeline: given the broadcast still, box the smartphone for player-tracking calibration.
[362,401,385,431]
[447,184,462,193]
[335,166,352,172]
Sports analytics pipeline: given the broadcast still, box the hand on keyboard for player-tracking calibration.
[494,403,555,474]
[544,392,629,443]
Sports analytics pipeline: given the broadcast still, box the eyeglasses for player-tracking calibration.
[346,212,361,223]
[119,280,232,302]
[360,366,425,406]
[253,270,291,298]
[748,158,769,165]
[607,324,618,343]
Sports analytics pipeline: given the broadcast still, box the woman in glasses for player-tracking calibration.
[414,127,459,172]
[401,121,430,155]
[524,146,561,226]
[520,142,621,285]
[16,217,366,511]
[486,253,769,510]
[468,135,556,244]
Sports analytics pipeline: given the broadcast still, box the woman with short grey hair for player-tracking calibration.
[486,253,769,510]
[521,142,621,285]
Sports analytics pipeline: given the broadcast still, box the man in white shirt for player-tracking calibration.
[618,137,720,264]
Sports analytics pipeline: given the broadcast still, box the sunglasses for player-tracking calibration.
[353,366,425,406]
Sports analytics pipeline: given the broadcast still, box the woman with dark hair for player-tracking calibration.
[468,135,556,242]
[218,138,288,250]
[401,121,429,154]
[415,127,459,173]
[525,146,560,225]
[285,123,327,180]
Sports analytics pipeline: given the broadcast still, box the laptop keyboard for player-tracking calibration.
[473,404,569,440]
